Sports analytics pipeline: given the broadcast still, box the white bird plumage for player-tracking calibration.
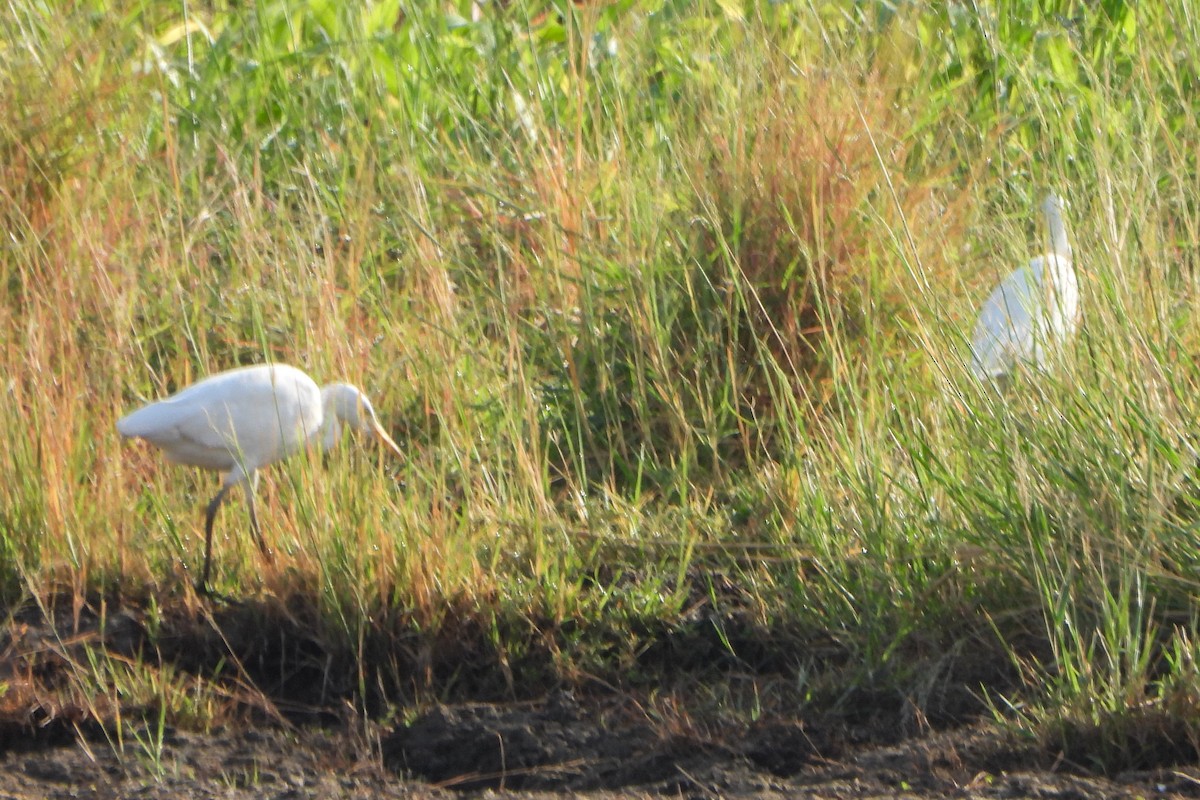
[969,193,1080,381]
[118,363,403,593]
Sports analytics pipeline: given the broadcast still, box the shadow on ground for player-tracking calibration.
[1,592,1199,798]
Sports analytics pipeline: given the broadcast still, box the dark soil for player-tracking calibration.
[2,596,1199,798]
[3,705,1199,799]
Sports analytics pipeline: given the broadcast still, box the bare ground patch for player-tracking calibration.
[1,595,1199,798]
[2,708,1199,799]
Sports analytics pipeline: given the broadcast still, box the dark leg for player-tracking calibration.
[198,484,233,595]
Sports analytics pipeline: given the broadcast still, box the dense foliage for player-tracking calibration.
[3,0,1200,770]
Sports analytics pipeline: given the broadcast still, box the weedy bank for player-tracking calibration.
[3,0,1200,775]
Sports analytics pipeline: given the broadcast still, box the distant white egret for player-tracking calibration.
[117,363,403,593]
[969,192,1080,381]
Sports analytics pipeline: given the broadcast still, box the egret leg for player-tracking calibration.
[198,483,234,595]
[244,472,273,561]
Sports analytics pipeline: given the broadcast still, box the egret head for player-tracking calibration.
[320,383,404,458]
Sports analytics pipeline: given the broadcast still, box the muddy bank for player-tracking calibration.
[2,704,1199,799]
[2,596,1199,798]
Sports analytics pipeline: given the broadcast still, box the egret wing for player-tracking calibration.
[118,366,323,473]
[970,265,1039,379]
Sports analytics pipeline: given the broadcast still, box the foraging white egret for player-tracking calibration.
[117,363,403,593]
[969,193,1080,381]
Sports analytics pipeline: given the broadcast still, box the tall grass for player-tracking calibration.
[3,0,1200,769]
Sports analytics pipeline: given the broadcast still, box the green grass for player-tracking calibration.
[3,0,1200,773]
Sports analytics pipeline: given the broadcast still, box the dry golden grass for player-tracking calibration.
[1,0,1200,771]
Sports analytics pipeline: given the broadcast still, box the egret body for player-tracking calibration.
[969,193,1080,381]
[117,363,403,593]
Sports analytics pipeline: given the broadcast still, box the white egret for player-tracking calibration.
[117,363,403,593]
[969,192,1080,381]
